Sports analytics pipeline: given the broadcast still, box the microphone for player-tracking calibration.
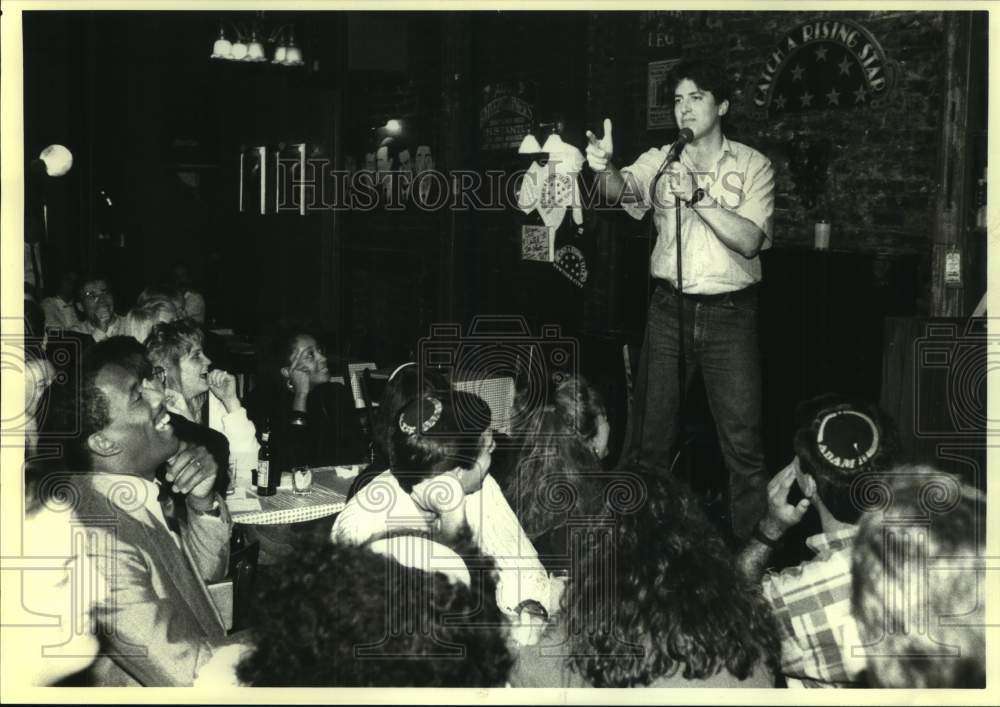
[663,128,695,164]
[651,128,695,195]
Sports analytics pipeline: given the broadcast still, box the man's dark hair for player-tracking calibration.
[792,394,901,524]
[48,336,150,470]
[667,59,732,106]
[562,472,779,686]
[236,532,513,687]
[75,273,111,303]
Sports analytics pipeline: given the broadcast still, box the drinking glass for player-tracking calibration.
[292,466,313,494]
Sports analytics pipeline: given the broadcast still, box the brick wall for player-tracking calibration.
[586,10,947,255]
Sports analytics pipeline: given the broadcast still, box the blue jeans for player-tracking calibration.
[624,281,767,541]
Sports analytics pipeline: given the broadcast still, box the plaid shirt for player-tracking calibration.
[761,527,867,687]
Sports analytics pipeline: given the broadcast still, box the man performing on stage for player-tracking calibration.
[586,59,775,541]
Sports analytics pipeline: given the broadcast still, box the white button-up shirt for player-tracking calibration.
[622,136,775,294]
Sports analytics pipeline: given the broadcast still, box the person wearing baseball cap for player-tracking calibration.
[736,394,901,688]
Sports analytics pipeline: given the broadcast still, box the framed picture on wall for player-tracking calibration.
[647,59,682,130]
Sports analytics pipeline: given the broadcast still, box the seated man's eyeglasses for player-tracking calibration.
[82,288,109,301]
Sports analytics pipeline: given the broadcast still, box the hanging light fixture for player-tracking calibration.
[282,32,303,66]
[210,26,232,59]
[209,15,304,67]
[246,30,266,62]
[230,38,249,61]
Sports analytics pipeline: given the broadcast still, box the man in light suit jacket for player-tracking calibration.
[57,337,232,686]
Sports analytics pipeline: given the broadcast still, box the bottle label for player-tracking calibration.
[945,249,963,288]
[257,460,270,488]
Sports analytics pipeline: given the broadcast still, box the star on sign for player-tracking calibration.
[815,45,829,61]
[800,90,814,108]
[774,94,787,110]
[791,64,805,81]
[854,85,867,104]
[838,56,852,75]
[826,88,841,105]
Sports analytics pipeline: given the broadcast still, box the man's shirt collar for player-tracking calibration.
[805,525,859,556]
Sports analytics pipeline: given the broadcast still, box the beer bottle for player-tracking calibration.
[255,428,276,496]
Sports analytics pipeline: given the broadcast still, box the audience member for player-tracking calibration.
[219,534,510,686]
[22,300,55,459]
[98,335,232,491]
[70,275,120,342]
[512,472,779,687]
[111,296,179,343]
[40,267,81,330]
[23,348,54,459]
[345,361,450,501]
[500,375,610,570]
[332,392,555,633]
[201,531,513,687]
[175,287,230,370]
[137,285,186,320]
[247,330,364,473]
[736,394,901,687]
[47,337,232,685]
[852,470,986,688]
[182,288,207,325]
[1,476,100,686]
[36,285,97,374]
[146,320,258,485]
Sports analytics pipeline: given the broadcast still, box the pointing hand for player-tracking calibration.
[585,118,614,172]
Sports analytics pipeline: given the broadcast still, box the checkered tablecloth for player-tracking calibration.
[227,466,358,526]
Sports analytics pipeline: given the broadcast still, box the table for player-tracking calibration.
[225,465,361,526]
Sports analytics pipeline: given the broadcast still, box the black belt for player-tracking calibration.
[657,279,759,305]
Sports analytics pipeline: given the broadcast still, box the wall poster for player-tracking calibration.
[647,59,682,130]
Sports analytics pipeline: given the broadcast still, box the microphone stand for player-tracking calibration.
[644,143,688,482]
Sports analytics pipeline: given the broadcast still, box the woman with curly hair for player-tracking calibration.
[196,531,514,687]
[511,471,780,687]
[498,375,611,570]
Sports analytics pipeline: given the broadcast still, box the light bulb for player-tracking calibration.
[284,46,303,66]
[39,144,73,177]
[211,37,232,59]
[543,134,570,153]
[518,135,542,154]
[247,40,265,61]
[231,42,248,60]
[273,46,287,64]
